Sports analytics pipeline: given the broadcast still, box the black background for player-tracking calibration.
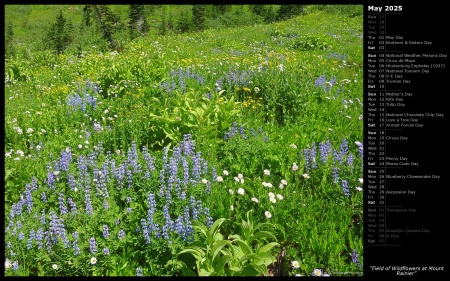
[364,1,448,279]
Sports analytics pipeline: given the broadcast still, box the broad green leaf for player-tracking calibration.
[257,242,279,254]
[233,239,253,255]
[120,261,128,270]
[213,255,233,276]
[237,253,260,264]
[251,231,277,242]
[211,240,232,262]
[233,264,261,276]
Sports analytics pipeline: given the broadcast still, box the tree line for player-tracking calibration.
[5,5,305,57]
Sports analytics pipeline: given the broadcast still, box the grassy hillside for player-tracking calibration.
[4,5,364,277]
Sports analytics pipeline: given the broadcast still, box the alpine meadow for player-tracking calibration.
[4,5,364,277]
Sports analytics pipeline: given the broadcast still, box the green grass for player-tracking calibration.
[4,5,364,277]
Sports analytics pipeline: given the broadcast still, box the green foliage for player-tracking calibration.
[192,5,207,32]
[176,212,281,276]
[276,5,304,21]
[224,210,280,276]
[176,218,232,276]
[212,4,231,17]
[176,8,192,34]
[4,7,363,276]
[292,34,332,51]
[128,5,149,40]
[5,20,16,58]
[44,10,74,54]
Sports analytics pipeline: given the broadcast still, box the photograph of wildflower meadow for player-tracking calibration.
[4,5,364,276]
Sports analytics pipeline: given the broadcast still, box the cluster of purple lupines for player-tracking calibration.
[141,134,213,244]
[159,67,206,94]
[4,133,218,273]
[341,180,351,198]
[325,52,348,60]
[351,249,362,268]
[223,122,265,141]
[217,67,254,89]
[299,138,362,198]
[66,80,98,114]
[314,75,337,92]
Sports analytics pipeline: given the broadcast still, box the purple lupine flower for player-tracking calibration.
[68,198,77,215]
[315,75,327,87]
[13,199,26,218]
[163,205,172,231]
[332,150,343,163]
[356,142,364,159]
[205,180,211,195]
[340,139,348,156]
[204,207,213,228]
[85,191,93,215]
[89,237,97,254]
[201,159,208,176]
[18,232,25,241]
[174,215,185,238]
[141,219,151,244]
[58,193,68,215]
[332,167,339,183]
[126,168,133,188]
[182,157,189,186]
[162,224,169,240]
[183,206,194,242]
[147,193,157,220]
[12,260,19,271]
[239,125,246,139]
[27,229,35,249]
[102,225,110,239]
[31,176,38,190]
[41,192,47,204]
[67,174,76,191]
[103,199,109,210]
[59,148,72,172]
[341,180,350,198]
[152,223,161,238]
[118,229,125,240]
[197,200,203,215]
[211,167,217,182]
[45,165,55,189]
[191,153,201,182]
[190,196,199,221]
[72,231,80,255]
[347,153,354,167]
[101,161,110,183]
[173,142,182,160]
[36,228,44,250]
[329,76,337,87]
[49,211,70,248]
[319,140,332,164]
[116,164,126,189]
[77,155,88,180]
[103,247,110,255]
[351,249,362,268]
[93,121,103,132]
[136,267,143,276]
[39,210,45,225]
[25,187,33,214]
